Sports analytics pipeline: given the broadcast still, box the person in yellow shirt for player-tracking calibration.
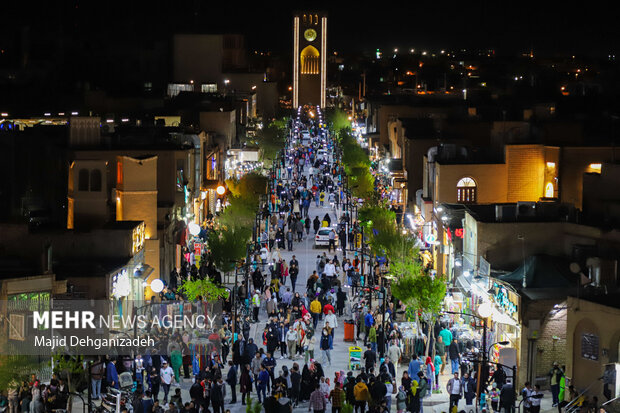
[354,377,371,413]
[310,295,322,329]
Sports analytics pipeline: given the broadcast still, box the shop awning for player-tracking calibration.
[497,254,578,289]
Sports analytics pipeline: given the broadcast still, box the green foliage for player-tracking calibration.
[326,108,351,142]
[253,120,287,164]
[391,262,447,322]
[52,352,86,391]
[342,402,354,413]
[207,225,251,272]
[245,397,262,413]
[226,172,268,201]
[212,172,268,271]
[179,277,230,302]
[0,356,42,390]
[358,206,416,260]
[218,195,256,229]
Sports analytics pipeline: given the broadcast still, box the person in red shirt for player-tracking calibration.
[323,302,335,315]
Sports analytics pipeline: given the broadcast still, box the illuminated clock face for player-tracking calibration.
[304,29,317,42]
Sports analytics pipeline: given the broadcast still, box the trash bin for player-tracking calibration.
[344,319,355,342]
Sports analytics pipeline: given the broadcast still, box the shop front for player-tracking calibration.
[108,252,151,317]
[444,275,522,386]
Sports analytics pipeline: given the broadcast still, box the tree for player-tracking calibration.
[207,224,251,272]
[179,278,230,302]
[326,108,351,141]
[0,355,41,390]
[252,121,287,164]
[52,352,86,392]
[390,258,447,356]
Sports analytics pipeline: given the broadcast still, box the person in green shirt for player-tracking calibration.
[558,367,566,404]
[170,346,183,383]
[436,336,446,374]
[368,323,377,353]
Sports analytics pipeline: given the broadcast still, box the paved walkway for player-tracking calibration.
[84,129,557,413]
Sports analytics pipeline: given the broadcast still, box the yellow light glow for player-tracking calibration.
[589,163,602,173]
[545,182,554,198]
[216,185,226,195]
[546,162,556,168]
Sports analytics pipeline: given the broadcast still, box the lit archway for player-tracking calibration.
[545,182,554,198]
[300,45,320,74]
[457,177,477,204]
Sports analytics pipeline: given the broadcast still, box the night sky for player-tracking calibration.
[3,1,619,56]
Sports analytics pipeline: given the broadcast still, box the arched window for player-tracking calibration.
[78,169,90,191]
[457,177,477,204]
[314,14,318,25]
[545,182,554,198]
[90,169,102,192]
[300,45,320,74]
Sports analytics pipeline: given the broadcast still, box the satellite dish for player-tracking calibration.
[569,262,581,274]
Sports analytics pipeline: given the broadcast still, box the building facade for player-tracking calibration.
[293,11,327,108]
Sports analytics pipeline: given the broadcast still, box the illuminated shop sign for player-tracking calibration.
[492,282,518,319]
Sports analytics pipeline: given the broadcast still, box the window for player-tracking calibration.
[78,169,89,191]
[545,182,554,198]
[588,163,602,173]
[117,162,123,186]
[90,170,102,192]
[456,177,477,204]
[300,45,320,74]
[581,333,599,360]
[201,83,217,93]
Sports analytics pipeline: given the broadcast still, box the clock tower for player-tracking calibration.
[293,11,327,108]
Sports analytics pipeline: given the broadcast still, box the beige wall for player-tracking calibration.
[567,296,620,399]
[435,163,507,204]
[506,145,545,202]
[117,156,158,240]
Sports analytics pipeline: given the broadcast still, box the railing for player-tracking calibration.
[564,377,601,413]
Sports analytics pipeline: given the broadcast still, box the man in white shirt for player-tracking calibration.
[324,260,336,278]
[530,384,543,413]
[324,309,338,337]
[446,372,463,411]
[160,361,175,403]
[522,382,533,413]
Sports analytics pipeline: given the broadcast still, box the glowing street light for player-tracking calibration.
[150,279,165,293]
[216,185,226,196]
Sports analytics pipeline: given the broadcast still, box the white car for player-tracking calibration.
[317,149,330,158]
[314,227,339,247]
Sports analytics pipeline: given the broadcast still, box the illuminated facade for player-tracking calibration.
[293,11,327,108]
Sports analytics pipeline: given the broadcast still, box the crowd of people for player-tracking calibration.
[0,114,563,413]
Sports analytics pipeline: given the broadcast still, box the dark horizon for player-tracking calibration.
[2,1,618,58]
